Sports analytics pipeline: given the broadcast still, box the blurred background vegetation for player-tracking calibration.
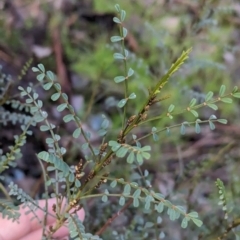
[0,0,240,239]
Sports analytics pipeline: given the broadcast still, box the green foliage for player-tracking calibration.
[0,2,240,240]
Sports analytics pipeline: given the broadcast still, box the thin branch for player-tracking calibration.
[95,199,133,236]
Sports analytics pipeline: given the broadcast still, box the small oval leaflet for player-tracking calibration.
[114,76,125,83]
[207,103,218,110]
[190,109,198,118]
[122,27,128,38]
[221,98,232,104]
[168,104,175,113]
[57,103,67,112]
[129,93,136,99]
[37,73,45,81]
[37,63,45,72]
[181,217,188,228]
[43,82,53,90]
[120,9,126,21]
[32,67,39,72]
[111,36,122,43]
[189,98,197,107]
[113,53,125,60]
[113,17,121,23]
[38,151,49,161]
[47,71,55,81]
[219,85,226,97]
[51,92,61,101]
[128,68,134,77]
[195,122,201,134]
[205,91,213,101]
[117,99,127,108]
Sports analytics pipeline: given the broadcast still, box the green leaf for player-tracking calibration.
[119,196,125,206]
[189,98,197,107]
[46,138,54,144]
[38,151,49,161]
[205,91,213,101]
[101,118,109,129]
[209,121,215,130]
[122,27,128,37]
[40,125,50,131]
[21,92,29,98]
[221,98,232,103]
[51,92,61,101]
[81,143,89,150]
[116,147,128,158]
[141,146,151,151]
[73,128,81,138]
[69,173,75,182]
[118,99,127,108]
[74,179,81,188]
[168,104,175,113]
[181,218,188,228]
[195,122,201,133]
[133,189,141,198]
[155,202,164,213]
[113,17,121,23]
[113,53,125,60]
[27,87,32,93]
[141,152,151,160]
[208,103,218,110]
[111,36,122,42]
[115,4,120,12]
[136,153,143,164]
[166,128,171,136]
[190,109,198,117]
[61,93,68,101]
[37,100,43,108]
[128,68,134,77]
[120,10,126,21]
[129,93,136,99]
[110,180,117,188]
[123,184,131,196]
[101,195,108,203]
[32,67,39,72]
[114,76,126,83]
[54,83,61,91]
[169,209,177,221]
[144,222,154,229]
[191,218,203,227]
[217,119,227,124]
[37,73,45,81]
[133,197,139,207]
[209,114,217,120]
[180,124,186,135]
[232,92,240,98]
[124,49,128,57]
[46,71,55,81]
[63,114,74,123]
[30,106,38,113]
[26,98,33,104]
[219,85,226,97]
[37,63,45,72]
[144,200,151,210]
[188,212,198,218]
[34,114,44,122]
[98,129,107,136]
[57,103,67,112]
[153,133,159,141]
[127,151,135,164]
[43,82,53,90]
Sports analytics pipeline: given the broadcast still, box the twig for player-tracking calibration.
[95,199,133,236]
